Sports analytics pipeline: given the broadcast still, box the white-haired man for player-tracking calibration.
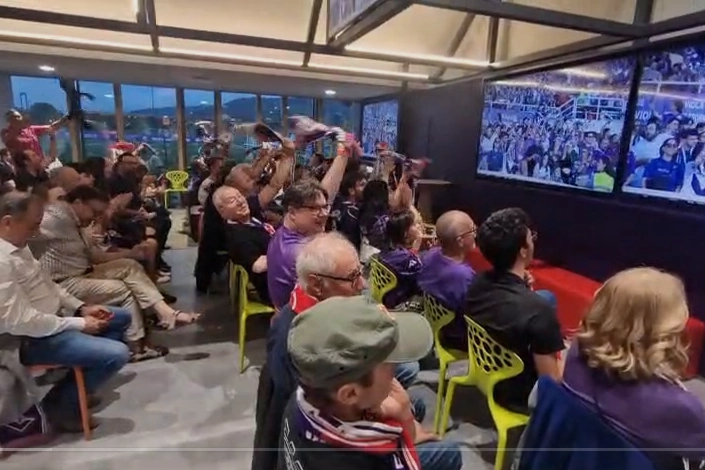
[251,232,422,470]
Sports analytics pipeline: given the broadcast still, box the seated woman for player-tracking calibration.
[376,209,423,309]
[563,266,705,468]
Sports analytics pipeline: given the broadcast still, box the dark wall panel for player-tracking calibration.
[399,79,705,325]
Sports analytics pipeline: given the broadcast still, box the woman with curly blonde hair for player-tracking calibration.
[563,267,705,467]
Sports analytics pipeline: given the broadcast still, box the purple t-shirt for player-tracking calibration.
[563,343,705,461]
[418,247,475,313]
[266,225,307,309]
[377,247,421,308]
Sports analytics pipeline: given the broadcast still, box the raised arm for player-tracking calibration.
[258,141,295,209]
[320,136,351,202]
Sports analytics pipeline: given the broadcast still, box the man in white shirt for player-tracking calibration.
[0,191,131,433]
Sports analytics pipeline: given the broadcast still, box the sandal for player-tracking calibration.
[130,346,166,363]
[157,310,201,330]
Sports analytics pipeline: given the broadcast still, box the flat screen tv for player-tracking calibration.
[477,58,636,193]
[361,99,399,155]
[621,46,705,204]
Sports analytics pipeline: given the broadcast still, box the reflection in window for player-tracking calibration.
[322,99,360,158]
[78,81,117,159]
[222,92,257,163]
[261,95,283,133]
[184,89,215,162]
[10,76,72,164]
[122,85,177,173]
[287,97,316,163]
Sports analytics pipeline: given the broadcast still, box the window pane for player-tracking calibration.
[184,89,215,162]
[122,85,177,173]
[322,99,360,158]
[10,76,72,164]
[222,92,257,163]
[261,95,283,133]
[287,97,316,163]
[79,81,116,159]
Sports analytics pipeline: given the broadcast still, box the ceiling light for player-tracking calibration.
[0,31,153,52]
[104,94,114,98]
[160,47,301,67]
[309,63,429,80]
[38,65,55,72]
[344,46,491,67]
[325,90,336,96]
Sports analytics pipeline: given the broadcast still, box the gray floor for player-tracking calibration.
[5,243,705,469]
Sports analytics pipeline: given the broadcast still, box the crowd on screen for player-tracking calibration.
[361,101,399,155]
[642,47,705,83]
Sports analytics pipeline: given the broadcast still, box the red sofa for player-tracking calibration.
[465,248,705,378]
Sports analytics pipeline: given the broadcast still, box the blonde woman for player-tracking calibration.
[562,267,705,467]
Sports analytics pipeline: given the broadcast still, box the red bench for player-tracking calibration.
[465,248,705,378]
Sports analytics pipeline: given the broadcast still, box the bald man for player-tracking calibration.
[417,210,477,346]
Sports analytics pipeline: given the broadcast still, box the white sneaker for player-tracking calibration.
[157,274,171,284]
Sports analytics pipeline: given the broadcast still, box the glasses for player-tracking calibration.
[302,204,331,214]
[456,227,477,239]
[315,267,364,284]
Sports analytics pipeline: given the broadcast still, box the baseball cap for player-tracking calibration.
[288,296,433,390]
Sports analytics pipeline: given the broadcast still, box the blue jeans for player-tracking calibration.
[395,361,420,389]
[535,289,557,309]
[21,307,131,416]
[417,439,463,470]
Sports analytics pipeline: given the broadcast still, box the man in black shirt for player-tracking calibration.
[213,185,273,303]
[279,296,462,470]
[463,207,563,414]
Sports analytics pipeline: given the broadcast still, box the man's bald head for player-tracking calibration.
[436,210,476,255]
[296,232,364,299]
[49,167,81,192]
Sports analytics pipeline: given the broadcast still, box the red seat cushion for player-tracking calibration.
[464,248,704,378]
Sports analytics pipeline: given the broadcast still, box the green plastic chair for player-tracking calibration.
[368,256,398,304]
[229,263,274,373]
[422,293,470,434]
[439,315,530,470]
[163,170,189,208]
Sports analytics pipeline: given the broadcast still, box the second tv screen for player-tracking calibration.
[478,58,635,193]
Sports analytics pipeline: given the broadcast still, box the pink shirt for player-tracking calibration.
[2,125,49,159]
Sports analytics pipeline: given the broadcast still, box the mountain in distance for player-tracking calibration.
[124,96,266,121]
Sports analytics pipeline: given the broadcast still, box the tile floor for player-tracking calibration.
[4,218,705,469]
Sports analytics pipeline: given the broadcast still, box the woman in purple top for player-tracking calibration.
[563,267,705,469]
[377,209,423,309]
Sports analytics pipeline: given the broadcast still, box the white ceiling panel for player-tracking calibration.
[455,15,491,62]
[0,0,136,21]
[511,0,636,22]
[159,37,305,63]
[0,18,151,47]
[652,0,705,21]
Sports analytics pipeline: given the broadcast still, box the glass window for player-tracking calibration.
[78,81,117,159]
[122,85,179,174]
[221,92,257,163]
[184,89,215,162]
[10,76,72,164]
[322,99,360,158]
[122,85,177,173]
[261,95,284,133]
[287,97,316,163]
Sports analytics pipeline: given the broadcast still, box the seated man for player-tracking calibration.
[213,185,274,303]
[418,210,477,347]
[0,191,130,433]
[464,207,563,413]
[279,296,462,470]
[36,185,199,360]
[252,233,421,470]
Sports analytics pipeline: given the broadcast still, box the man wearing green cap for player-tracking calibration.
[278,296,462,470]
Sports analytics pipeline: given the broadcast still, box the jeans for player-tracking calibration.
[417,439,463,470]
[535,289,557,309]
[395,361,420,389]
[21,307,132,416]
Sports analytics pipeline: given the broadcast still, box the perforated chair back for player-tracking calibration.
[422,293,457,345]
[165,170,189,190]
[369,256,398,304]
[464,315,524,402]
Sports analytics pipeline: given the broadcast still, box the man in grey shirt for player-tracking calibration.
[0,191,131,433]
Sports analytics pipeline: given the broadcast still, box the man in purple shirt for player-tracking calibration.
[418,210,477,346]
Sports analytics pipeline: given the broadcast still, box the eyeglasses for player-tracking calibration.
[302,204,331,214]
[456,227,477,239]
[315,267,364,284]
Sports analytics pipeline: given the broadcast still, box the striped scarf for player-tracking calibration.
[294,388,420,470]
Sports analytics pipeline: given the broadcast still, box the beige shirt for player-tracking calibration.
[0,237,85,338]
[36,202,93,281]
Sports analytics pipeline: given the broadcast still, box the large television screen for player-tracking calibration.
[361,99,398,155]
[622,46,705,204]
[477,58,636,193]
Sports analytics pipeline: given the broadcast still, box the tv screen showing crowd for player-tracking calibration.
[361,99,399,156]
[476,45,705,206]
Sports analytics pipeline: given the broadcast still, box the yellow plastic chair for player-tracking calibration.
[422,293,470,434]
[229,263,275,373]
[163,170,189,209]
[368,256,397,304]
[439,316,530,470]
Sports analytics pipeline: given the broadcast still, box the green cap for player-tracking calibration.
[287,295,433,390]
